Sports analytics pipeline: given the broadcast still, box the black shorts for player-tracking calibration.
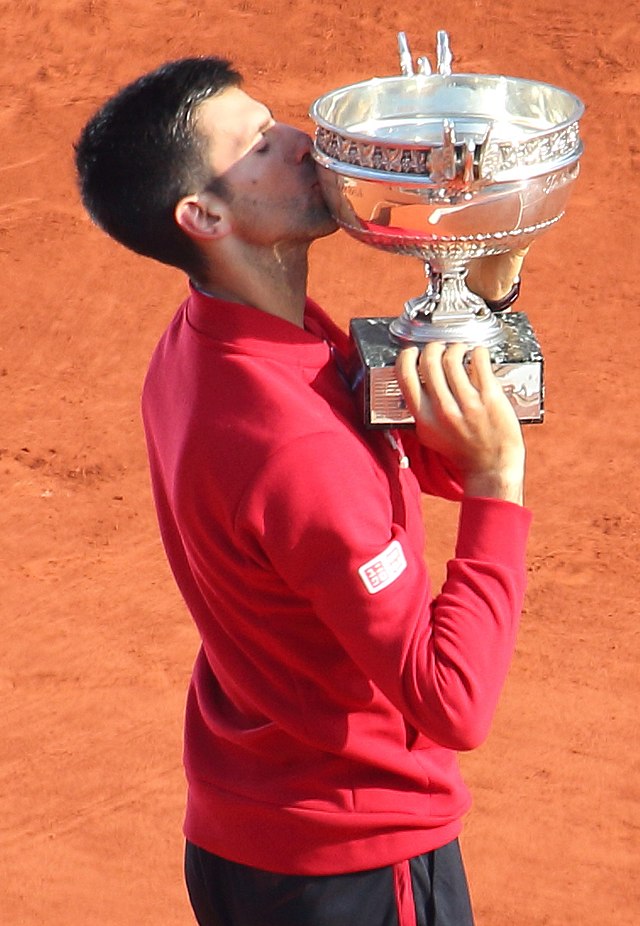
[184,838,475,926]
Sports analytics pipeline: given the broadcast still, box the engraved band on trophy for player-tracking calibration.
[309,31,584,426]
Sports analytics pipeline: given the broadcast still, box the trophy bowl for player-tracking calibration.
[309,32,585,425]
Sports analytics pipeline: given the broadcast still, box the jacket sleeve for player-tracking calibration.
[236,429,531,752]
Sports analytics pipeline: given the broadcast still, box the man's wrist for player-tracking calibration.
[463,468,525,505]
[484,276,521,313]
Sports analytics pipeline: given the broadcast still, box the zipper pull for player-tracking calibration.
[384,431,410,469]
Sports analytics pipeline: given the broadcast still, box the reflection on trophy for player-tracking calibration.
[310,31,584,425]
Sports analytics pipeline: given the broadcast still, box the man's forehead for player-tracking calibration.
[196,87,271,142]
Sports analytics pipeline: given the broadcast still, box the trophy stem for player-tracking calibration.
[388,263,505,347]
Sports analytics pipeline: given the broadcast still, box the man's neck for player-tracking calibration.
[195,241,310,328]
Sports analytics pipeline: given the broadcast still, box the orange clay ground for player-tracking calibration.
[2,2,638,924]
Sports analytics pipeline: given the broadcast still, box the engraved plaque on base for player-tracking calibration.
[351,314,544,427]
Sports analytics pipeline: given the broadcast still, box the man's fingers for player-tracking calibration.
[464,345,492,391]
[395,345,420,387]
[396,343,452,424]
[417,342,449,402]
[397,343,504,419]
[398,342,475,412]
[395,346,425,418]
[465,346,510,406]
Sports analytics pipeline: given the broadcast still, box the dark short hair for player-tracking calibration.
[74,57,242,277]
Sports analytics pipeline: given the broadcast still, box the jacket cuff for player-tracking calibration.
[455,495,532,569]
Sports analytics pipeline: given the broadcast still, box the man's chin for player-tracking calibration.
[311,206,340,239]
[316,216,340,239]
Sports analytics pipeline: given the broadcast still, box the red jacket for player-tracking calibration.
[141,286,531,875]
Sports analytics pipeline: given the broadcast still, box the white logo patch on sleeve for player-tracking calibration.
[358,540,407,594]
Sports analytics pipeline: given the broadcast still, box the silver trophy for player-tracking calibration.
[310,31,584,425]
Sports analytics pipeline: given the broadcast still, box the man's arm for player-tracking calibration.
[240,420,529,751]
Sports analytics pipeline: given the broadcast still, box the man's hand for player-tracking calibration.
[396,342,525,504]
[466,247,529,303]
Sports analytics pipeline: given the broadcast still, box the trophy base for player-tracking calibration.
[350,312,544,427]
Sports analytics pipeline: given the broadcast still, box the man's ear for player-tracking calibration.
[174,192,231,241]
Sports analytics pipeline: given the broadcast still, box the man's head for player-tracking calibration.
[75,58,336,282]
[75,57,241,278]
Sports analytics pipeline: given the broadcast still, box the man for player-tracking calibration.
[75,57,530,926]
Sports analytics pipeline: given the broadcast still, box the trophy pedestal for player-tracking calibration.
[350,312,544,427]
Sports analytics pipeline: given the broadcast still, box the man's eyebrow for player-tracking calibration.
[244,111,275,149]
[238,107,275,154]
[257,109,275,132]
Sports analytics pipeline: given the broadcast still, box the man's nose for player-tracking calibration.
[277,124,313,163]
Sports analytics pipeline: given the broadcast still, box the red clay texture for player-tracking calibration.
[2,2,638,924]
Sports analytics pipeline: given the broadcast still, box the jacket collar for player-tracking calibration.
[185,283,350,365]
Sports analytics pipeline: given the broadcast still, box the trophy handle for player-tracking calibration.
[436,31,453,76]
[397,30,453,78]
[397,32,414,76]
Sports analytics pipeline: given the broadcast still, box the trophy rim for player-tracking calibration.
[309,72,586,144]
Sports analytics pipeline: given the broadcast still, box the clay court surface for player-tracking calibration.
[2,1,639,923]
